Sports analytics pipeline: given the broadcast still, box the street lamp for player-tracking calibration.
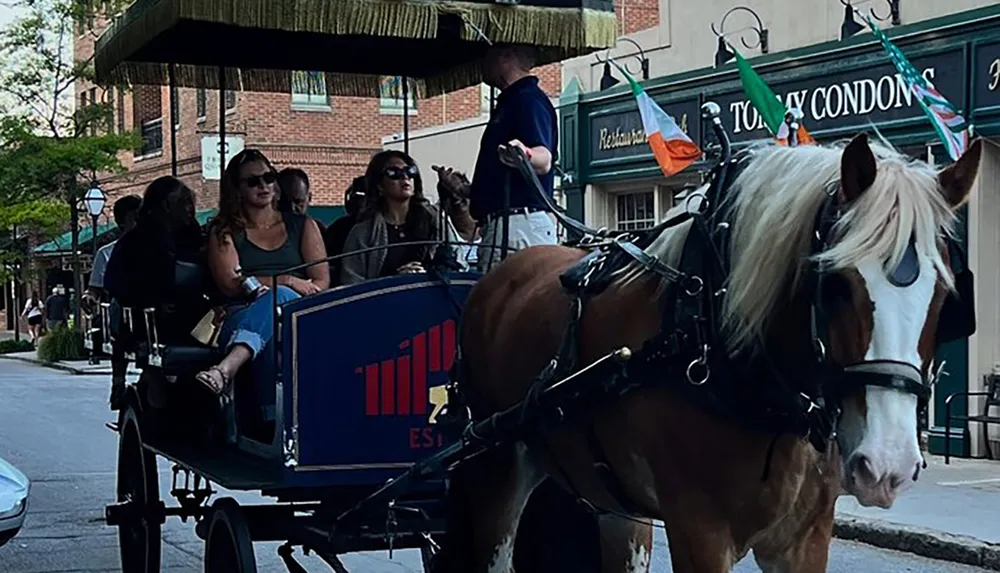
[82,185,107,260]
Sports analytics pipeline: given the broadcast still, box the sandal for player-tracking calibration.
[195,366,231,396]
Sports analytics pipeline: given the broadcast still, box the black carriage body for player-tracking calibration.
[277,272,478,490]
[106,272,478,571]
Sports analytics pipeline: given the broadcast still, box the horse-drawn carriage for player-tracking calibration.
[86,0,619,571]
[88,1,987,571]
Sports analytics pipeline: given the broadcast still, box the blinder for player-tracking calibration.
[937,237,976,346]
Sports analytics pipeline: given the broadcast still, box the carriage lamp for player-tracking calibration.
[597,37,649,91]
[712,6,769,67]
[840,0,901,40]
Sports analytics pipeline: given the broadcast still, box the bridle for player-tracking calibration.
[803,183,934,451]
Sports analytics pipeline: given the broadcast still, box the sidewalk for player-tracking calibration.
[0,348,141,375]
[834,454,1000,569]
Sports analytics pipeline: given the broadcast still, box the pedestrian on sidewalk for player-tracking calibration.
[21,292,43,344]
[434,43,558,274]
[43,286,68,332]
[80,195,142,315]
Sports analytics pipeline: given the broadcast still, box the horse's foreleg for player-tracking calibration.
[751,509,834,573]
[598,514,654,573]
[437,441,543,573]
[659,507,737,573]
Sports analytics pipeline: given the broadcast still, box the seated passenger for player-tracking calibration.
[195,149,329,421]
[323,177,367,283]
[277,167,326,234]
[104,176,207,408]
[433,166,480,270]
[340,151,456,284]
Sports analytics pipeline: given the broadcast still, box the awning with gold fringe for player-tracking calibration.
[93,0,618,98]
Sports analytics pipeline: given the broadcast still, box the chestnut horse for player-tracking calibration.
[436,133,983,573]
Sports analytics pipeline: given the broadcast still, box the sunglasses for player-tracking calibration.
[242,171,277,189]
[383,165,419,181]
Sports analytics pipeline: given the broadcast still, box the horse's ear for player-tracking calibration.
[937,138,983,209]
[840,133,878,203]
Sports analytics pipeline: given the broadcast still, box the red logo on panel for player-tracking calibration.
[356,319,457,417]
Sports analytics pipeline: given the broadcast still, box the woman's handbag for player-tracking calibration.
[190,306,226,347]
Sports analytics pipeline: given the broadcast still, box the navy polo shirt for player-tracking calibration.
[470,76,558,221]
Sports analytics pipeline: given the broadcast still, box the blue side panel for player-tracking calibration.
[280,273,478,486]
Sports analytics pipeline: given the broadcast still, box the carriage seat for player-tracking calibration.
[102,259,224,376]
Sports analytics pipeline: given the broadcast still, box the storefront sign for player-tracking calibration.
[713,49,965,142]
[973,40,1000,111]
[590,98,700,161]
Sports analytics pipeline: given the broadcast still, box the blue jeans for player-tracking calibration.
[220,285,300,420]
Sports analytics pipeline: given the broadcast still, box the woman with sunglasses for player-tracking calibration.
[340,150,455,284]
[196,149,329,420]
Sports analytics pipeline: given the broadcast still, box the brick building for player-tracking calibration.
[72,0,659,214]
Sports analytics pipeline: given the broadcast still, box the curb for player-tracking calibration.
[0,354,110,375]
[835,515,1000,570]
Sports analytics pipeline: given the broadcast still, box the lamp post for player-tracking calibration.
[82,185,106,365]
[82,185,107,260]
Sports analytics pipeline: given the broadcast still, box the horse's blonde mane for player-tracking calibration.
[611,137,958,354]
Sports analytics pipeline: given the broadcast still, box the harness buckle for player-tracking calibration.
[686,345,711,385]
[684,275,704,297]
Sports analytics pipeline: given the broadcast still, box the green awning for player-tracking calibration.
[33,207,346,254]
[32,219,121,254]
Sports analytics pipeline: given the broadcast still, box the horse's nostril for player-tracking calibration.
[849,454,879,487]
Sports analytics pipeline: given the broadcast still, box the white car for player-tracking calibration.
[0,456,29,547]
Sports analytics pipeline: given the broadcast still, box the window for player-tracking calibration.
[225,90,236,112]
[480,83,498,115]
[379,76,417,114]
[291,71,329,108]
[171,85,180,128]
[132,85,163,158]
[89,87,99,135]
[615,191,655,231]
[196,88,207,120]
[116,87,125,133]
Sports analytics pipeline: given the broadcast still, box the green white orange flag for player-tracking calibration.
[864,15,970,161]
[617,63,702,176]
[732,48,815,145]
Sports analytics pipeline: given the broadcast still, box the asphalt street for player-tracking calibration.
[0,359,993,573]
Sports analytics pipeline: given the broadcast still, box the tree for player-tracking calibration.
[0,0,138,329]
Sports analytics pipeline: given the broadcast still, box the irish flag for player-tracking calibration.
[733,49,815,145]
[617,63,702,176]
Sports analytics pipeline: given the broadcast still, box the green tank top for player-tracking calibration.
[232,212,309,279]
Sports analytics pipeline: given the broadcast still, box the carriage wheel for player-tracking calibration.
[204,498,258,573]
[116,406,162,573]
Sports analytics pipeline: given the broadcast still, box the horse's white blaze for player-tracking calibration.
[627,537,651,573]
[845,253,934,494]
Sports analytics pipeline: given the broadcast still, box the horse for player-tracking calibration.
[435,132,983,573]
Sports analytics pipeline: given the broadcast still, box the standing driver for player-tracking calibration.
[437,44,600,573]
[435,43,558,273]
